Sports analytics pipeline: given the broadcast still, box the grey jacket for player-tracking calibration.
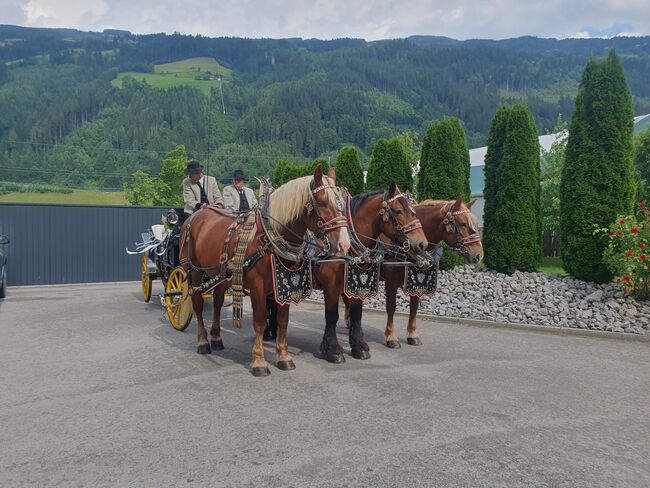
[182,176,223,215]
[222,185,258,211]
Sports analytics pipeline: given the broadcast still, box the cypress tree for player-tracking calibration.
[482,106,511,270]
[335,146,364,195]
[419,117,470,200]
[486,104,541,273]
[419,117,471,269]
[311,157,330,174]
[366,137,412,191]
[560,51,636,282]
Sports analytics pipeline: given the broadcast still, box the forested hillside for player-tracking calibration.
[1,25,650,191]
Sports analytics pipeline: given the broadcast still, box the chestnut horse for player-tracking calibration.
[381,195,483,347]
[266,184,430,362]
[181,166,350,376]
[319,185,430,362]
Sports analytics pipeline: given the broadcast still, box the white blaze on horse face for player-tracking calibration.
[337,227,351,255]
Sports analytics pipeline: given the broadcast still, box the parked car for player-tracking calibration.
[0,235,8,299]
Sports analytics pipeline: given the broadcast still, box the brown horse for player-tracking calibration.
[316,184,430,362]
[181,166,350,376]
[381,195,483,347]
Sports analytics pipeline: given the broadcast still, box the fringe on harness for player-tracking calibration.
[230,213,257,328]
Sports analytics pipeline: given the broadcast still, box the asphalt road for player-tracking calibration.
[0,282,648,488]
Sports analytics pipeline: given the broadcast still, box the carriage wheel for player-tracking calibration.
[141,254,153,303]
[165,267,193,331]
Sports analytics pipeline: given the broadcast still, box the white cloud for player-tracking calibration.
[0,0,648,40]
[20,0,109,27]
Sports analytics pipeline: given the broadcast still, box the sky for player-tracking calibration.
[1,0,649,41]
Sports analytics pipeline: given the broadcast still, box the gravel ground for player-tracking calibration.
[313,266,650,335]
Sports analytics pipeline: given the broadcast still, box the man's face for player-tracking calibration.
[190,172,203,183]
[233,178,244,189]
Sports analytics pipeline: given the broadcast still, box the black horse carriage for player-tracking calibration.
[127,208,195,331]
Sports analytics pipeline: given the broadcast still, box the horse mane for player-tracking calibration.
[350,191,382,215]
[417,199,479,226]
[269,175,335,232]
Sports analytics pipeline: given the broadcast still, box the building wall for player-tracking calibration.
[0,203,169,286]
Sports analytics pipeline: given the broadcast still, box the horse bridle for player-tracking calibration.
[305,182,348,254]
[379,191,423,254]
[442,202,481,255]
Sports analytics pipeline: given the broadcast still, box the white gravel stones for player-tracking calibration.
[310,266,650,335]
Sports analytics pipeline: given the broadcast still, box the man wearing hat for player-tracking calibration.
[222,169,258,213]
[182,160,223,216]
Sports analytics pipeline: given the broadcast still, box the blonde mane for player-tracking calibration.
[269,175,335,232]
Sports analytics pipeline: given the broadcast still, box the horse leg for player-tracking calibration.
[191,272,210,355]
[263,294,278,341]
[384,279,401,349]
[275,304,296,370]
[342,294,351,328]
[320,278,345,364]
[250,283,271,377]
[406,296,423,345]
[209,283,228,351]
[348,300,370,360]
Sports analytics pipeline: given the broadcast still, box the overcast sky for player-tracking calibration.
[1,0,649,40]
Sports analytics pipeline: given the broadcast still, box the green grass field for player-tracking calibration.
[0,190,127,205]
[112,57,232,94]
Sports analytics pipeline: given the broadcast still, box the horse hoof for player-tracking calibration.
[252,366,271,377]
[277,360,296,371]
[326,353,346,364]
[386,340,401,349]
[211,339,224,351]
[197,343,211,355]
[351,349,371,360]
[407,337,423,346]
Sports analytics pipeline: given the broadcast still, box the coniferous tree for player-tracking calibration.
[486,104,541,273]
[335,146,364,195]
[482,106,511,270]
[419,117,470,200]
[560,51,636,282]
[366,137,412,191]
[418,117,471,269]
[635,126,650,202]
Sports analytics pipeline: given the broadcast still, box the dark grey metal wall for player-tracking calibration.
[0,203,169,285]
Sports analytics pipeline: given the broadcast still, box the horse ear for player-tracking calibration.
[455,193,463,208]
[313,164,323,185]
[327,167,336,181]
[389,182,397,196]
[467,198,477,209]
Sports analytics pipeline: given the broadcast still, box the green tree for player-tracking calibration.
[311,157,330,174]
[155,145,189,206]
[124,171,157,206]
[482,106,511,269]
[540,124,568,237]
[560,51,636,283]
[418,117,471,269]
[366,137,412,191]
[335,146,364,195]
[484,104,541,273]
[419,117,470,201]
[635,126,650,202]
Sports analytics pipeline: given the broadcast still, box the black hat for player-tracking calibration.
[185,160,204,175]
[232,169,247,181]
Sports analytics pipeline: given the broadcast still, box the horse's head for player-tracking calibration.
[379,183,429,264]
[439,194,483,265]
[306,166,351,257]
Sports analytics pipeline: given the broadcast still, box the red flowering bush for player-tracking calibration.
[595,202,650,300]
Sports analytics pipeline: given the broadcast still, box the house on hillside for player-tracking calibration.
[469,114,650,227]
